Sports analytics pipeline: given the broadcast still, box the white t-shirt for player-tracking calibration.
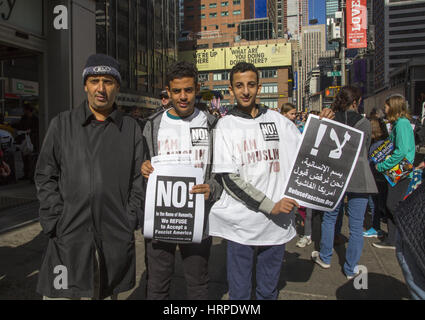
[157,109,209,179]
[209,110,302,245]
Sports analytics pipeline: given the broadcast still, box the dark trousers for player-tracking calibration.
[386,178,411,245]
[227,240,286,300]
[145,237,212,300]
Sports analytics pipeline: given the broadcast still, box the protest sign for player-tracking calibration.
[144,156,205,243]
[283,115,364,211]
[369,139,413,187]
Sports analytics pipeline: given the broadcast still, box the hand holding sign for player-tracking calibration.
[141,160,154,179]
[271,198,300,215]
[190,184,210,200]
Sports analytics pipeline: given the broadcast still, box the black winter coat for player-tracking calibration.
[34,102,144,299]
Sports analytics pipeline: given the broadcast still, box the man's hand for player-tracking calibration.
[319,108,335,120]
[141,160,154,179]
[190,184,211,200]
[271,198,300,215]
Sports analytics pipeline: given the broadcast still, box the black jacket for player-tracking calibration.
[34,102,144,299]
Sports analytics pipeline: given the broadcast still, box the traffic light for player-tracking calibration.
[324,86,341,98]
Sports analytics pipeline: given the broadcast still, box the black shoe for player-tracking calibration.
[372,241,395,249]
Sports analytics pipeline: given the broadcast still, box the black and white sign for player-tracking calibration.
[260,122,280,141]
[144,157,204,243]
[190,127,209,146]
[283,115,364,211]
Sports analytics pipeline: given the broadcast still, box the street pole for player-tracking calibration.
[340,0,346,86]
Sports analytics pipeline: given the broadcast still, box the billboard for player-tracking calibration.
[179,49,226,71]
[346,0,367,49]
[179,43,291,71]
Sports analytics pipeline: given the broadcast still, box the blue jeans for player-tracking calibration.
[320,193,368,276]
[227,240,285,300]
[396,231,425,300]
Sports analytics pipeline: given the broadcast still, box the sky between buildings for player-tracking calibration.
[255,0,326,25]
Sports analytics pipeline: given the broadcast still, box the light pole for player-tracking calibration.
[340,0,346,86]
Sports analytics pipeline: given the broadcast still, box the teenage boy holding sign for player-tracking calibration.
[209,62,334,300]
[141,61,222,300]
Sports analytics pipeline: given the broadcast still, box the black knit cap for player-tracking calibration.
[82,53,121,85]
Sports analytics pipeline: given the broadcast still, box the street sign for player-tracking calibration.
[333,59,353,65]
[327,71,342,77]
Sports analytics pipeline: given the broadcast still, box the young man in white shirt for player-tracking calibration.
[209,62,333,300]
[141,61,222,299]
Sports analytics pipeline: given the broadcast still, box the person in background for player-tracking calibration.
[312,86,378,280]
[363,117,389,238]
[13,104,39,181]
[280,103,297,123]
[372,94,415,250]
[155,90,171,113]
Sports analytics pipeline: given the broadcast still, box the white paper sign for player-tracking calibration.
[144,156,205,243]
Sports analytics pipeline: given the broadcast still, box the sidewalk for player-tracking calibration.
[0,209,410,300]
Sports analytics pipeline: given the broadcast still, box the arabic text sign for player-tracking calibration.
[144,162,205,243]
[283,115,364,211]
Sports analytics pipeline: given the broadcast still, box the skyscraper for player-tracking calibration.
[325,0,339,50]
[268,0,309,39]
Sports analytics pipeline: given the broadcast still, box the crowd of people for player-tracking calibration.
[24,53,425,300]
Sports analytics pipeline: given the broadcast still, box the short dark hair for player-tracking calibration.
[230,62,259,86]
[166,61,198,87]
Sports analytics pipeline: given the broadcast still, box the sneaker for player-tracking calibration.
[296,236,312,248]
[346,270,361,280]
[363,228,378,238]
[311,251,331,269]
[372,241,395,249]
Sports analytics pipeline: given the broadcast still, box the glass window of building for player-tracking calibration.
[233,10,241,15]
[221,1,229,7]
[201,14,206,19]
[213,85,230,96]
[261,83,278,94]
[233,0,241,5]
[213,71,230,81]
[209,12,217,17]
[260,69,278,78]
[210,3,217,8]
[221,11,229,16]
[200,4,206,9]
[260,99,278,109]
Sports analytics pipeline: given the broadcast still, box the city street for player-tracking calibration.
[0,194,410,300]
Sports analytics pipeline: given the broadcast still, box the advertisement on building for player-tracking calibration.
[346,0,367,49]
[179,43,292,71]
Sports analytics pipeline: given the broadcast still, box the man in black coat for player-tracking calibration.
[35,54,144,299]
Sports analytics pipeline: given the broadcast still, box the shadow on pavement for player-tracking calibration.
[335,272,410,300]
[0,231,46,300]
[127,238,228,300]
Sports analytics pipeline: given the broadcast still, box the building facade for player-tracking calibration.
[182,0,255,37]
[0,0,178,143]
[385,0,425,88]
